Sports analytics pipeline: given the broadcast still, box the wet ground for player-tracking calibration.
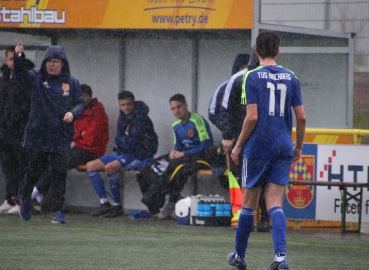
[35,212,369,241]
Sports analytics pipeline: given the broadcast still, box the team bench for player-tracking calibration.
[75,164,228,195]
[76,165,228,176]
[288,180,369,233]
[76,165,368,233]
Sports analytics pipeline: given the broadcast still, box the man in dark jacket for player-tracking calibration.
[220,50,258,155]
[222,49,271,233]
[208,54,249,131]
[86,90,158,218]
[14,41,85,223]
[0,47,34,215]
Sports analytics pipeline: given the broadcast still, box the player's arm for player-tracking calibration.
[14,41,34,84]
[292,105,306,166]
[231,103,257,164]
[169,131,183,159]
[220,89,236,153]
[219,104,234,153]
[169,128,182,159]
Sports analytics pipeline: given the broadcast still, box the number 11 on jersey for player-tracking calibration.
[267,82,287,117]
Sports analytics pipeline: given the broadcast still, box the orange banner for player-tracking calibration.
[0,0,253,29]
[292,134,354,145]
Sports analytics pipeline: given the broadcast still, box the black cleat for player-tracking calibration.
[91,202,112,217]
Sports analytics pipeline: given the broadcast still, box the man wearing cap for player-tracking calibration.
[14,41,85,224]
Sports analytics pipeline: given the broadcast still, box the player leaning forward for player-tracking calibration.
[227,31,306,270]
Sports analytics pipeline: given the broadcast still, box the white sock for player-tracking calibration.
[274,253,286,262]
[31,187,40,199]
[32,187,44,204]
[235,253,243,260]
[100,198,108,204]
[36,194,44,204]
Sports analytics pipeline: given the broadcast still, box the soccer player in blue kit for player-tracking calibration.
[227,31,306,270]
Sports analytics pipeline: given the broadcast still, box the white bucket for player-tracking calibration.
[175,197,191,217]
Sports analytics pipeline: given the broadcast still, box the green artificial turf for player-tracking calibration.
[0,214,368,269]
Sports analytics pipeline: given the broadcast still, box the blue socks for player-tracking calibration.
[88,171,107,200]
[235,207,255,258]
[107,173,121,205]
[269,206,287,255]
[89,171,122,205]
[234,205,287,259]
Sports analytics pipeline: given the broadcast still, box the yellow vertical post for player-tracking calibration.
[353,130,361,144]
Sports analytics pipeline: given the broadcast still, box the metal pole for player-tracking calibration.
[191,37,199,113]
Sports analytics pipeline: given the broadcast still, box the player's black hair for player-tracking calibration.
[5,46,14,57]
[118,90,135,101]
[169,93,186,104]
[81,84,92,97]
[256,31,281,59]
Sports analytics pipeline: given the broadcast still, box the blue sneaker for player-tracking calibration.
[52,211,66,224]
[227,252,247,270]
[266,257,289,270]
[19,200,31,221]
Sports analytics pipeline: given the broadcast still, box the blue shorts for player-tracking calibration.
[99,154,139,171]
[241,157,292,188]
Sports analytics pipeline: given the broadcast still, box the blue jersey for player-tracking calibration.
[241,65,303,159]
[172,112,213,155]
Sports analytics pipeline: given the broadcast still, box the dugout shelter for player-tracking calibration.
[0,0,354,212]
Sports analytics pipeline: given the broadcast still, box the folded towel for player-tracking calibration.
[128,210,152,219]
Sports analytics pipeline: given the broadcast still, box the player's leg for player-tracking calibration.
[228,158,266,270]
[257,184,271,232]
[87,154,115,216]
[105,154,137,218]
[0,145,25,213]
[48,152,68,224]
[158,157,186,219]
[86,158,106,172]
[20,151,49,220]
[264,157,292,270]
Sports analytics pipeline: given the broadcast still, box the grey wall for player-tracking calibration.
[124,37,193,156]
[278,53,348,128]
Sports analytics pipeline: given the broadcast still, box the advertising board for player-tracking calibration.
[284,144,369,223]
[0,0,253,29]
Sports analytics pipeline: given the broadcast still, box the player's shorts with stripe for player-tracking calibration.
[241,157,292,188]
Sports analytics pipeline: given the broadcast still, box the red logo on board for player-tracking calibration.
[286,155,315,209]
